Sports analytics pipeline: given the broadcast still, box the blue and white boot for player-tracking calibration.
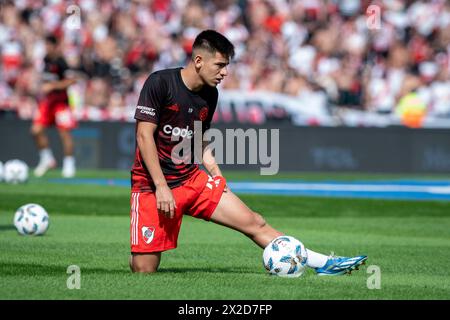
[315,253,368,276]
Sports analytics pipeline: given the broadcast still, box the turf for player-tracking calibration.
[0,170,449,300]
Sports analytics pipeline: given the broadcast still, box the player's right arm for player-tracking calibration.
[135,73,177,218]
[136,121,177,219]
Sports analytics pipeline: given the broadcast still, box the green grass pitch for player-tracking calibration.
[0,170,449,300]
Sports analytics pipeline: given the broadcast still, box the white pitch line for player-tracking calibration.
[428,186,450,194]
[227,183,450,195]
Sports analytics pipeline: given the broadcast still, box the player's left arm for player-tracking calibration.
[202,140,222,177]
[201,89,229,190]
[42,78,76,93]
[202,137,229,192]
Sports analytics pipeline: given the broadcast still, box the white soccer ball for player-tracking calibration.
[14,203,50,236]
[0,161,4,182]
[263,236,308,277]
[4,159,29,184]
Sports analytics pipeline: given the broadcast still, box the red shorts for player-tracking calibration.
[130,170,226,253]
[33,98,77,130]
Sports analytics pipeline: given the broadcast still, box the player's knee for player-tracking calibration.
[244,212,268,240]
[252,212,267,230]
[133,266,158,273]
[30,125,41,136]
[130,255,160,274]
[131,262,159,274]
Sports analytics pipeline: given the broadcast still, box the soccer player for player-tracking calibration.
[130,30,367,275]
[31,35,77,178]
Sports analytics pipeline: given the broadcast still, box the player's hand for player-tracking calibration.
[155,184,177,219]
[42,83,54,93]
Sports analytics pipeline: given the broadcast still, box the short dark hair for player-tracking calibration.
[192,30,235,60]
[45,34,58,45]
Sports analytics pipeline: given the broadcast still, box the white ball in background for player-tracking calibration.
[0,161,4,182]
[3,159,29,184]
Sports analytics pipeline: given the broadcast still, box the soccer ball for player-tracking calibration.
[14,203,50,236]
[4,159,29,184]
[263,236,308,277]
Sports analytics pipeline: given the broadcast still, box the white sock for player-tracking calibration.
[40,148,54,162]
[63,156,75,167]
[305,249,329,268]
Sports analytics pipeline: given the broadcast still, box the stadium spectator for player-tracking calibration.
[0,0,449,126]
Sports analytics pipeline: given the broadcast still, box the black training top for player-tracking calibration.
[131,67,218,192]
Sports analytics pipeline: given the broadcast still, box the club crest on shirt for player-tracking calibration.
[199,107,208,121]
[142,226,155,244]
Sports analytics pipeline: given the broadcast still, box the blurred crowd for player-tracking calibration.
[1,0,450,123]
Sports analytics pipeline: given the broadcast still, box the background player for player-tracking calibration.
[31,34,77,178]
[130,30,367,276]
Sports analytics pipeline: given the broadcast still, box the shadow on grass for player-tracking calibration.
[0,262,129,276]
[0,262,258,276]
[0,262,259,277]
[157,267,259,275]
[0,224,16,232]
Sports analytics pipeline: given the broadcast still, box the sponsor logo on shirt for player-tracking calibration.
[137,105,156,116]
[163,124,194,139]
